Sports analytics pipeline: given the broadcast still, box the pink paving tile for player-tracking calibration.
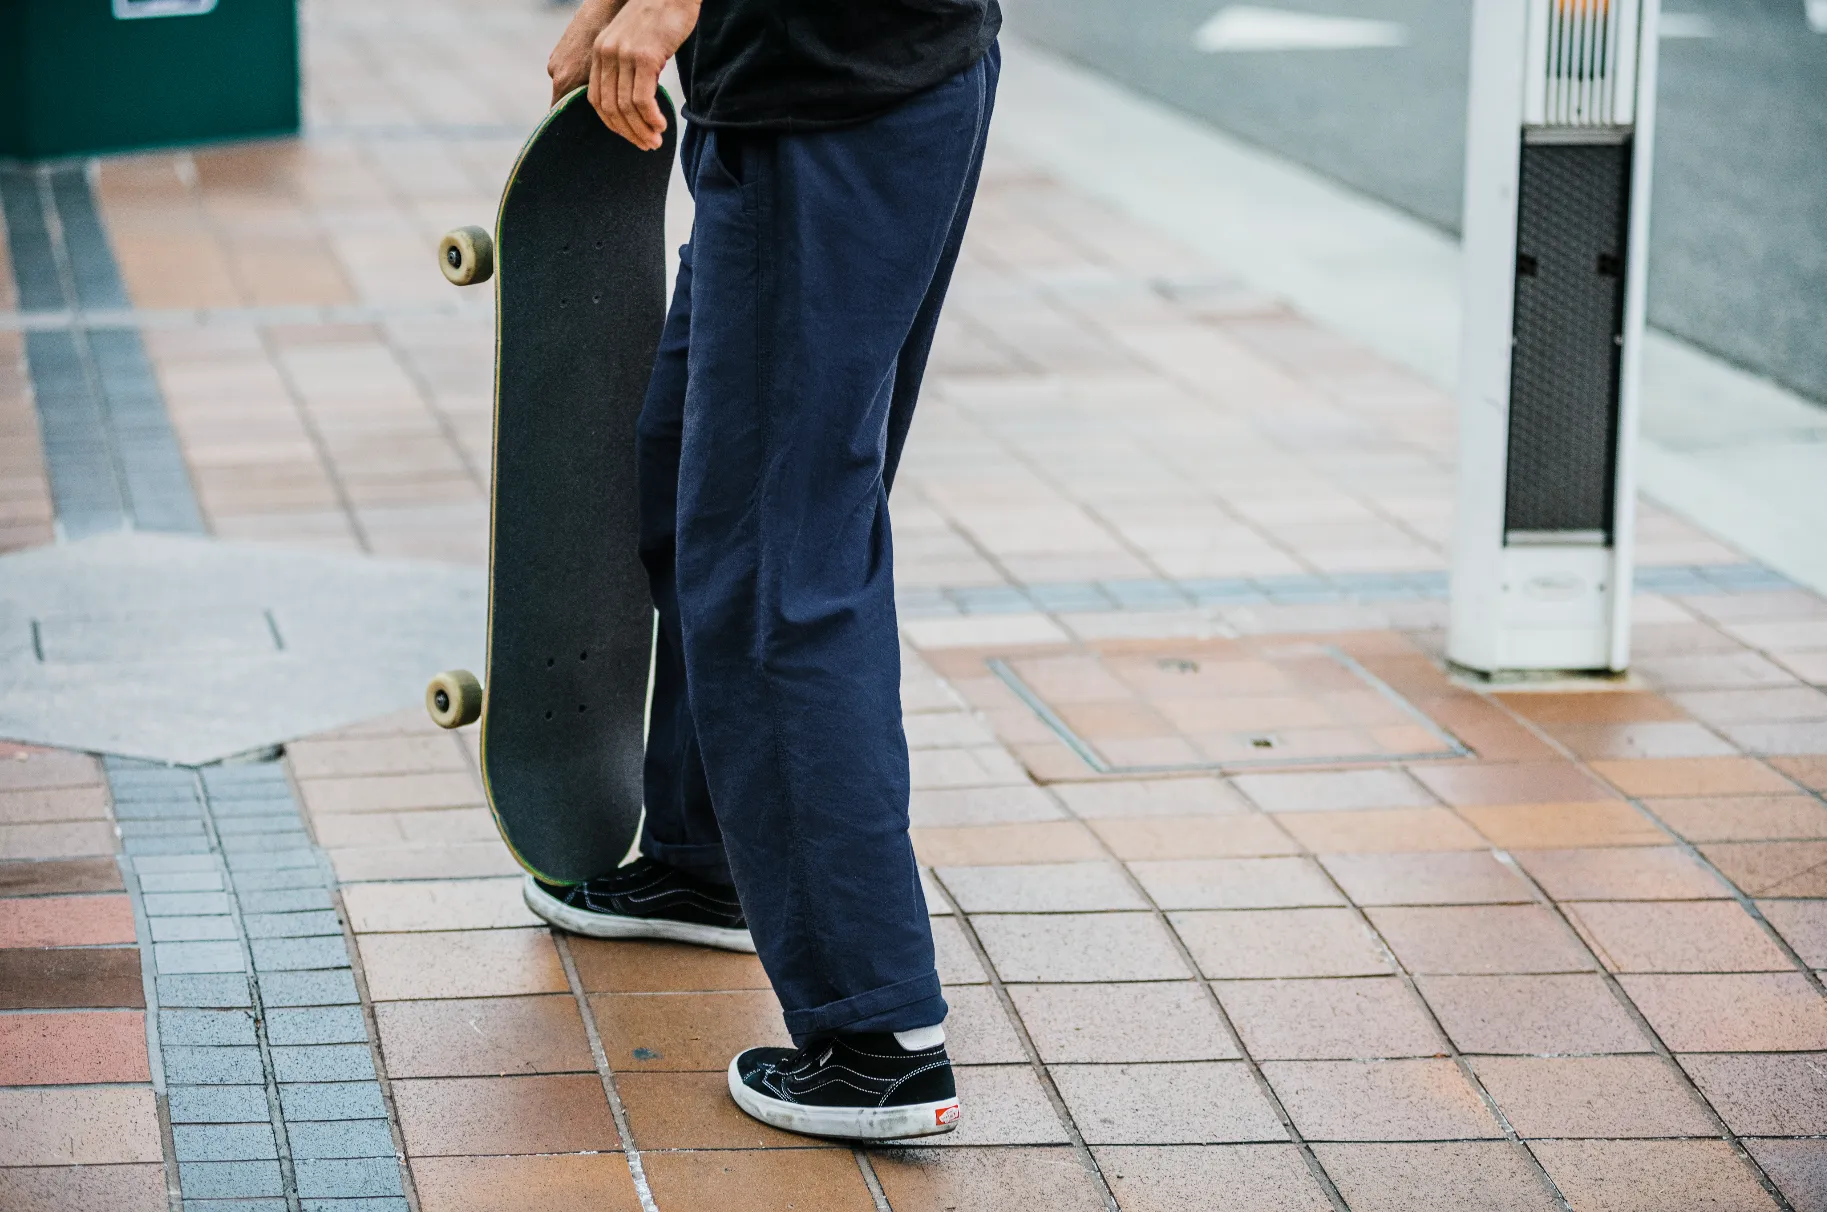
[1410,763,1617,807]
[1214,977,1446,1060]
[1318,851,1533,905]
[1367,905,1594,975]
[1262,1059,1503,1142]
[1757,899,1827,966]
[1413,974,1651,1054]
[1564,900,1794,973]
[1678,1052,1827,1136]
[1312,1142,1561,1212]
[1230,768,1437,813]
[0,1011,150,1084]
[1467,1055,1716,1138]
[1528,1139,1781,1212]
[1094,1144,1334,1212]
[1171,908,1394,979]
[0,894,137,947]
[1619,973,1827,1050]
[1051,1061,1285,1144]
[0,1164,167,1212]
[0,1086,162,1165]
[1511,846,1726,900]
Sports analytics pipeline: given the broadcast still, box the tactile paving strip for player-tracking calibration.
[111,759,408,1212]
[0,163,203,537]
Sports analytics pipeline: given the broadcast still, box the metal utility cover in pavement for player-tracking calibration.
[0,532,484,765]
[942,637,1466,775]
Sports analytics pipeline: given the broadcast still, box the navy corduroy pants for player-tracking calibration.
[633,47,998,1042]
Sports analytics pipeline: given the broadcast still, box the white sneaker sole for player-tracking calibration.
[522,875,757,952]
[727,1058,961,1140]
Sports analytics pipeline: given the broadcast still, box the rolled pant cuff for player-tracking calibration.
[639,834,734,886]
[784,971,947,1044]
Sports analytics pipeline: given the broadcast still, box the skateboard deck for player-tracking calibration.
[426,87,677,885]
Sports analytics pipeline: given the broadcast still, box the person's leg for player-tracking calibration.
[635,125,731,886]
[675,51,998,1047]
[884,43,999,494]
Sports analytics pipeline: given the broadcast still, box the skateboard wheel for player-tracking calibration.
[426,669,483,729]
[438,226,494,286]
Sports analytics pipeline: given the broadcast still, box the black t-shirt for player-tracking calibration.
[676,0,1000,132]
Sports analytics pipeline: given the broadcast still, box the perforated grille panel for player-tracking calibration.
[1504,136,1632,538]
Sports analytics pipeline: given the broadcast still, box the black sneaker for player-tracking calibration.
[728,1029,960,1140]
[523,858,754,952]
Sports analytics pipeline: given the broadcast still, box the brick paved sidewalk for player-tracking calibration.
[3,0,1826,1210]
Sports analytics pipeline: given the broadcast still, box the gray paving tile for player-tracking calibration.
[258,970,359,1007]
[231,868,327,893]
[250,936,351,972]
[294,1157,404,1200]
[286,1119,395,1160]
[202,769,290,792]
[215,815,306,836]
[164,1046,265,1085]
[238,888,334,914]
[152,915,240,943]
[125,834,214,857]
[140,871,226,894]
[161,1009,258,1047]
[182,1200,287,1212]
[158,974,252,1009]
[244,910,344,939]
[265,1006,368,1047]
[1029,582,1116,611]
[172,1122,279,1162]
[109,783,202,802]
[270,1044,375,1083]
[227,850,319,873]
[113,798,207,820]
[299,1200,408,1212]
[167,1084,271,1124]
[220,832,313,855]
[178,1160,284,1200]
[119,818,210,838]
[145,891,234,917]
[133,854,219,874]
[156,940,246,974]
[278,1082,386,1121]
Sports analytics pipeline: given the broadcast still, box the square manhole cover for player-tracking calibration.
[946,638,1467,775]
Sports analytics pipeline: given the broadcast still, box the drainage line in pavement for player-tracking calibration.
[556,933,661,1212]
[852,1148,894,1212]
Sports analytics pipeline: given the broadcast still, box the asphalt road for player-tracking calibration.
[1000,0,1827,405]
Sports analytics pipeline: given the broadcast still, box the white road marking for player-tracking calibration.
[1193,5,1407,52]
[1807,0,1827,32]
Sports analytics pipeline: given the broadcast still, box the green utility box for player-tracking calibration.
[0,0,299,159]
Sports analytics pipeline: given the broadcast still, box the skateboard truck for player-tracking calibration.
[426,669,483,729]
[439,225,494,287]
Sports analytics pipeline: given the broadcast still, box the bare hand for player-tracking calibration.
[588,0,699,150]
[548,0,620,105]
